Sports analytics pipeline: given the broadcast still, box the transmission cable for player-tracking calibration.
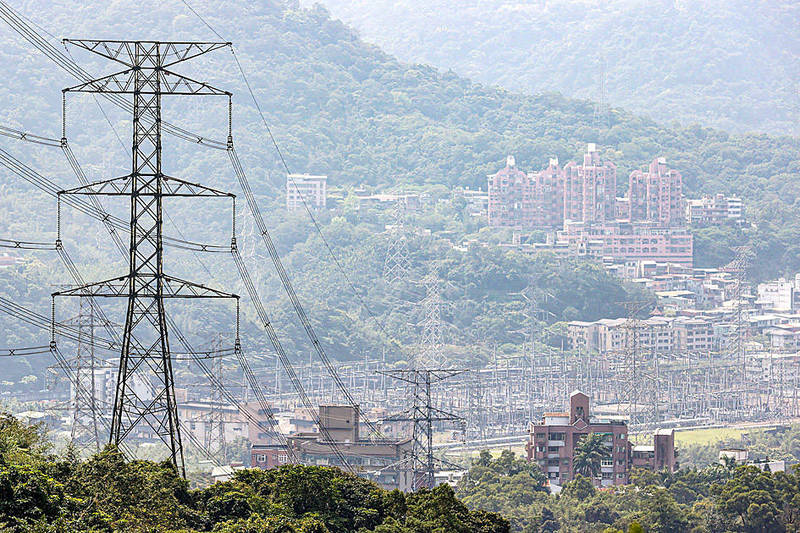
[0,4,315,464]
[174,0,386,443]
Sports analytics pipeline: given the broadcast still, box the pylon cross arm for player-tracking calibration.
[61,174,234,198]
[64,40,229,68]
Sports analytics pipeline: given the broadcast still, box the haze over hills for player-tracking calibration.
[2,4,800,531]
[0,0,798,378]
[305,0,800,136]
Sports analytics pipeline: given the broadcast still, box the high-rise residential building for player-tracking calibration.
[487,155,535,227]
[629,157,684,227]
[563,143,617,225]
[286,173,327,213]
[529,158,565,228]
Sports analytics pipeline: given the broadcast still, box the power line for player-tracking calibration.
[176,0,394,438]
[55,39,237,476]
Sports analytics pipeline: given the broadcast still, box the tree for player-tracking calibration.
[573,433,607,480]
[640,487,689,533]
[538,506,559,533]
[713,466,785,533]
[561,474,596,501]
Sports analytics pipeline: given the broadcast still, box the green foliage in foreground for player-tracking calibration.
[456,450,800,532]
[0,414,508,533]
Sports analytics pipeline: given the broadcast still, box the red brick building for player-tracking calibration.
[526,391,676,488]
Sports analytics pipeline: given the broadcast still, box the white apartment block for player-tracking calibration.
[286,174,327,213]
[756,279,794,312]
[568,316,714,354]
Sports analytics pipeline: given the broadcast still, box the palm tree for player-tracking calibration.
[573,433,607,480]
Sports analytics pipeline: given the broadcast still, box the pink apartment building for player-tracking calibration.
[560,221,693,266]
[563,143,617,224]
[487,155,534,227]
[629,157,684,227]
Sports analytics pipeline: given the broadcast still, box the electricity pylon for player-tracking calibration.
[616,300,653,425]
[67,296,101,452]
[379,368,466,490]
[52,40,239,475]
[205,335,226,460]
[722,246,753,415]
[383,199,411,285]
[417,274,445,369]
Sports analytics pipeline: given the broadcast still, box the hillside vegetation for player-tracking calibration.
[0,0,798,376]
[308,0,800,136]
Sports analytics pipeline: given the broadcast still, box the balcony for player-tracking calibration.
[547,440,565,447]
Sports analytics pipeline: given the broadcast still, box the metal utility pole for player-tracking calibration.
[53,40,238,476]
[380,368,466,490]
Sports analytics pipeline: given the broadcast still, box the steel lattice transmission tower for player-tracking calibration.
[416,274,445,369]
[616,300,654,425]
[204,335,226,460]
[66,296,101,451]
[383,199,411,285]
[379,369,465,490]
[53,40,239,475]
[721,246,753,415]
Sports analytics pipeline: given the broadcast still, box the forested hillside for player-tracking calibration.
[0,0,798,379]
[308,0,800,136]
